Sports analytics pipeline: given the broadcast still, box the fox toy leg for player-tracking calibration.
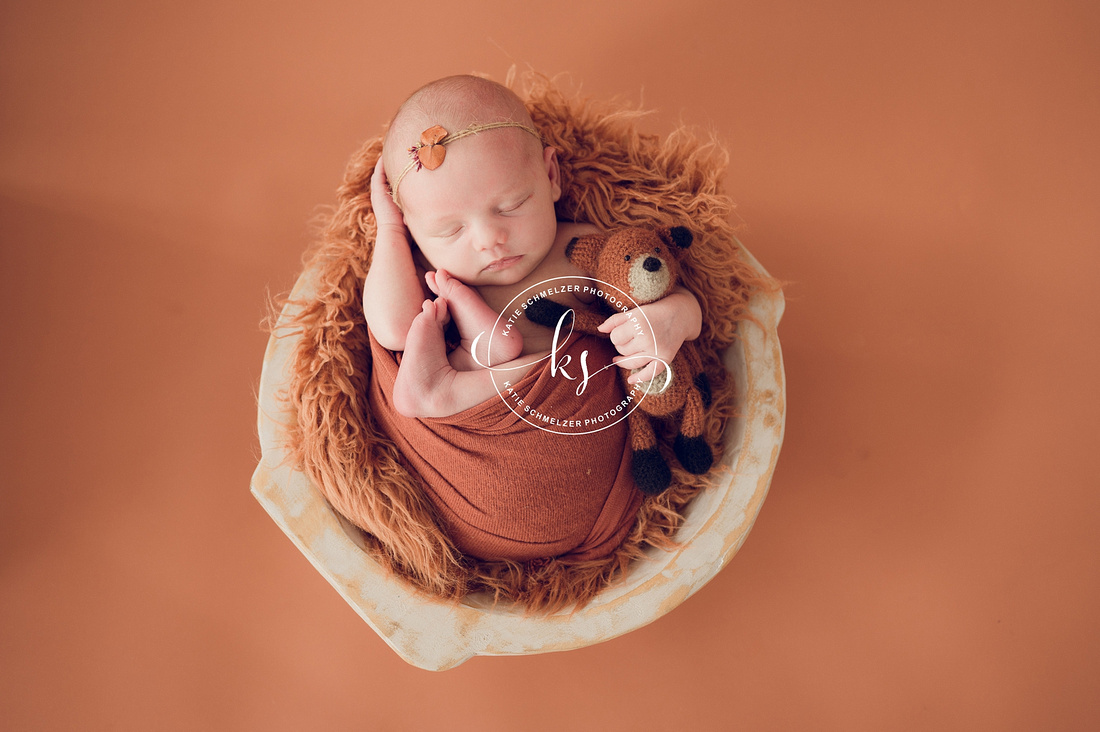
[673,383,714,475]
[628,409,672,495]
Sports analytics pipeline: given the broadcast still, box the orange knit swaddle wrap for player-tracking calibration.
[367,329,643,562]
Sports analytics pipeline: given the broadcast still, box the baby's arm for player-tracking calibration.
[362,158,426,350]
[598,286,702,384]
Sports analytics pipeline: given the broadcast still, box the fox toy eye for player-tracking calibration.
[624,254,631,261]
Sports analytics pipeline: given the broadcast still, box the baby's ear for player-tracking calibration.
[658,226,694,250]
[564,234,606,273]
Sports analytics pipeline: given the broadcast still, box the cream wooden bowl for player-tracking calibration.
[251,245,785,671]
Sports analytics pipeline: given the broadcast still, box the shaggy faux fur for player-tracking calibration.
[279,74,775,614]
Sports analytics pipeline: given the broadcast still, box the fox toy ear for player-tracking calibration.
[660,226,694,250]
[564,234,606,273]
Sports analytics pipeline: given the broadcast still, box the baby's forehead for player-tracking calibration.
[402,146,535,215]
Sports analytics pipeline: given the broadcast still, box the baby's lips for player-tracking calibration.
[483,255,522,271]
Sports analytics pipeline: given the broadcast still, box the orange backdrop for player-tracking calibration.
[2,1,1098,729]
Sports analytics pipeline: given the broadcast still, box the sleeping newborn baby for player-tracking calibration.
[362,74,703,562]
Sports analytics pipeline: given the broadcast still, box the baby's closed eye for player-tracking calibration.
[499,195,531,214]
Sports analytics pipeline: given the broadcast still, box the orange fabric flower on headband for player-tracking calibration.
[411,124,449,171]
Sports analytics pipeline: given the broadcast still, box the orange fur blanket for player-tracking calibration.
[282,75,774,613]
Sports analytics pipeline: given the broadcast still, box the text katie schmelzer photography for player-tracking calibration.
[472,277,672,435]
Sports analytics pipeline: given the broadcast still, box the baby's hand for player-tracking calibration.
[598,289,701,384]
[370,157,408,236]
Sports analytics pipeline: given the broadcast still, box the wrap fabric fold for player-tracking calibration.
[367,328,643,562]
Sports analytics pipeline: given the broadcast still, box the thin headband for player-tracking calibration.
[389,122,542,205]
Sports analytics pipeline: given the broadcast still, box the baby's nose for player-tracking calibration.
[473,221,508,251]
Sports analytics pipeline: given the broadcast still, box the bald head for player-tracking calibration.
[382,75,541,201]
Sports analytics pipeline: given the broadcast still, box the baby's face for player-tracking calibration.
[397,131,561,287]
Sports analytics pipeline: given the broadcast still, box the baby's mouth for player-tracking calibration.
[483,255,522,272]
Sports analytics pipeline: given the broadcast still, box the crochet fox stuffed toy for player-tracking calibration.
[526,226,715,494]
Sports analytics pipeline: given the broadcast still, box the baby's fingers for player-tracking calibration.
[598,311,629,333]
[424,297,448,324]
[630,360,668,385]
[370,158,390,196]
[605,321,644,350]
[371,160,405,223]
